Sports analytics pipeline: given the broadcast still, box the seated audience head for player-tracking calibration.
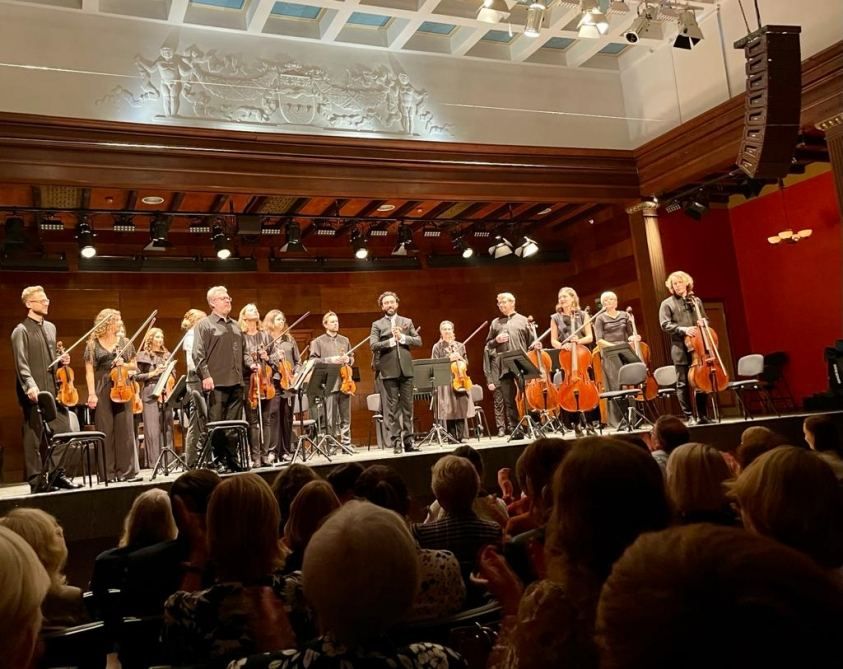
[803,414,843,458]
[0,508,69,589]
[169,469,220,534]
[520,437,571,520]
[452,444,485,480]
[326,462,365,503]
[431,455,479,515]
[616,435,650,453]
[0,525,50,668]
[271,464,319,532]
[596,524,843,669]
[303,501,419,645]
[736,425,783,470]
[650,415,689,454]
[284,480,340,553]
[353,465,411,517]
[547,437,670,581]
[730,446,843,569]
[665,443,733,521]
[119,488,178,548]
[208,473,283,582]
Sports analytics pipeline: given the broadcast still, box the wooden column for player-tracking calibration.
[628,203,669,368]
[816,113,843,332]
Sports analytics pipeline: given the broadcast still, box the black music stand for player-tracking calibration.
[500,350,543,441]
[307,361,353,456]
[151,375,189,479]
[414,358,462,448]
[289,362,334,463]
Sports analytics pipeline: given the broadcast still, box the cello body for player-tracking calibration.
[557,342,600,413]
[591,348,609,424]
[685,328,729,393]
[523,348,560,413]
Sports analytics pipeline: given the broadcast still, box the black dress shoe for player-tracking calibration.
[29,479,59,494]
[118,475,143,483]
[393,447,403,455]
[53,474,83,490]
[510,430,526,441]
[403,445,420,453]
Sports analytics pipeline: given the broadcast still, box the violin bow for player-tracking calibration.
[461,320,490,347]
[264,311,311,350]
[115,310,158,362]
[48,313,114,369]
[559,306,606,345]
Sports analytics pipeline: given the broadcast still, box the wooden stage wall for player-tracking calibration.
[0,211,640,482]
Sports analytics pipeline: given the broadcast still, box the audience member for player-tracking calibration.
[735,425,783,471]
[426,445,508,526]
[163,473,307,665]
[121,469,220,615]
[480,437,670,669]
[596,524,843,669]
[229,501,467,668]
[730,446,843,570]
[804,414,843,481]
[665,443,737,525]
[271,464,319,532]
[0,525,51,668]
[649,415,690,473]
[326,462,365,503]
[354,464,465,620]
[413,455,502,582]
[282,480,340,574]
[0,508,88,627]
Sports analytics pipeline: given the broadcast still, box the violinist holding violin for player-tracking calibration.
[84,308,141,483]
[659,271,710,424]
[310,311,354,451]
[263,309,300,462]
[135,327,174,468]
[240,304,274,467]
[432,321,476,441]
[11,285,80,493]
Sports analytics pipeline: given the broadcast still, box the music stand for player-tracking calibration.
[414,358,462,448]
[307,361,352,456]
[500,350,543,441]
[289,360,332,464]
[151,375,189,479]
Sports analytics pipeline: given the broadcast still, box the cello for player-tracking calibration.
[54,342,79,407]
[448,320,488,394]
[684,293,729,408]
[625,308,658,401]
[518,318,560,416]
[557,308,601,416]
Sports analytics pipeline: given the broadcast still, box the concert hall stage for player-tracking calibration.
[0,411,838,587]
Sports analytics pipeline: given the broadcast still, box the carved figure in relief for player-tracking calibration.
[135,47,190,117]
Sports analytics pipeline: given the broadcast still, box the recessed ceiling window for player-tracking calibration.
[191,0,246,9]
[482,29,515,43]
[599,42,629,55]
[271,2,322,19]
[347,12,392,28]
[543,36,574,50]
[418,21,456,35]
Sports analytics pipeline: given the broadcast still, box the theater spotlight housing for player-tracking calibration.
[392,223,414,256]
[452,235,474,259]
[76,220,97,259]
[514,236,540,258]
[351,228,369,260]
[488,235,513,259]
[674,9,703,49]
[281,220,306,252]
[212,224,232,260]
[625,5,656,43]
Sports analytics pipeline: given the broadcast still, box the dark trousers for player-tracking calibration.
[381,375,414,451]
[499,374,521,431]
[20,401,69,484]
[183,379,202,467]
[207,385,243,463]
[492,387,509,434]
[676,364,709,418]
[244,398,272,463]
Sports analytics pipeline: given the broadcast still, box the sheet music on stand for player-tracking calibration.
[413,357,463,448]
[499,350,544,441]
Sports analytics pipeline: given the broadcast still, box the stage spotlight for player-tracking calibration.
[738,178,764,200]
[281,220,306,252]
[212,223,232,259]
[578,0,609,38]
[525,1,546,37]
[625,3,656,43]
[146,215,172,250]
[392,223,413,256]
[4,215,26,246]
[477,0,511,24]
[76,219,97,259]
[351,227,369,260]
[488,235,513,259]
[674,9,703,49]
[452,235,474,259]
[514,235,539,258]
[683,190,709,220]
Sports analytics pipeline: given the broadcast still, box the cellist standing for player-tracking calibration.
[659,271,710,424]
[432,321,476,441]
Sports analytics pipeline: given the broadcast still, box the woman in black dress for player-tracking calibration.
[135,327,173,469]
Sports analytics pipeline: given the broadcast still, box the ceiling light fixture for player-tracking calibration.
[76,218,97,259]
[112,214,136,233]
[525,1,547,37]
[351,227,369,260]
[683,190,709,220]
[452,234,474,259]
[514,235,540,258]
[537,207,553,215]
[422,226,441,238]
[476,0,511,24]
[578,0,609,38]
[377,203,396,212]
[39,213,64,231]
[674,8,703,49]
[4,215,26,246]
[625,1,656,43]
[489,235,513,259]
[392,223,414,256]
[281,220,306,252]
[145,215,172,251]
[767,228,812,245]
[212,222,232,260]
[141,196,165,205]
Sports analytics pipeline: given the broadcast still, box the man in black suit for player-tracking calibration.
[369,291,422,454]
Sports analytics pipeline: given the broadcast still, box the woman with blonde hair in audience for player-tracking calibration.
[0,508,88,628]
[281,480,340,574]
[0,525,51,668]
[731,446,843,570]
[163,473,311,665]
[230,500,467,668]
[479,437,670,669]
[665,443,737,526]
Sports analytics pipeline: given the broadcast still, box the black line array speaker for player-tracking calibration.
[734,25,802,179]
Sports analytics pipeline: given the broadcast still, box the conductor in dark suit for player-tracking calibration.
[369,291,422,454]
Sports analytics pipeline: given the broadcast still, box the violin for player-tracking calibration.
[684,294,729,394]
[131,379,143,414]
[54,341,79,407]
[277,349,296,391]
[248,351,276,409]
[446,320,487,395]
[339,347,357,396]
[110,310,157,405]
[518,317,560,414]
[557,309,600,413]
[626,308,658,401]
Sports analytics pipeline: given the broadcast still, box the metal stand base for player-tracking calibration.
[418,421,462,448]
[151,447,188,479]
[508,412,543,441]
[290,433,332,463]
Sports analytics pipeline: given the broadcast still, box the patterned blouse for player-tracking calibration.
[410,548,466,622]
[226,636,468,669]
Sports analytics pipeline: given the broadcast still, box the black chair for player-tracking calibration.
[39,621,108,669]
[759,351,797,412]
[37,391,107,487]
[190,390,250,470]
[598,363,653,432]
[366,392,386,450]
[117,615,166,669]
[469,385,491,441]
[727,354,780,419]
